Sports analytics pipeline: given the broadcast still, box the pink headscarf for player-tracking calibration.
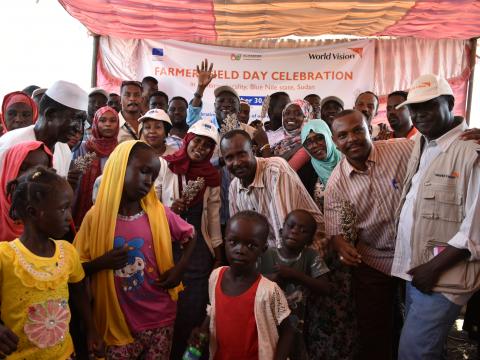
[0,141,52,241]
[1,91,39,133]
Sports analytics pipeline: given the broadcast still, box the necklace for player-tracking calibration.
[117,210,145,221]
[10,240,65,280]
[276,247,302,263]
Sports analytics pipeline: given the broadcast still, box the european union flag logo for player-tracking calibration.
[152,48,164,61]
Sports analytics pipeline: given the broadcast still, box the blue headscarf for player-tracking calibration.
[301,119,341,185]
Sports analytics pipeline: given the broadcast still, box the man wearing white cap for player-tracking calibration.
[0,80,88,177]
[392,74,480,359]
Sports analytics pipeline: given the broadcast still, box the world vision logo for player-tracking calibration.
[411,81,432,91]
[434,171,460,179]
[308,47,363,60]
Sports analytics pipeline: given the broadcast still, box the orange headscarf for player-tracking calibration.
[1,91,39,133]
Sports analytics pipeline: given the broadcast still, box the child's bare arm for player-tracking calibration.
[82,245,129,276]
[69,279,105,358]
[0,324,18,357]
[157,235,196,289]
[274,317,294,360]
[275,265,330,294]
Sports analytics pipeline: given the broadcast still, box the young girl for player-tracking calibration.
[159,119,222,359]
[0,166,103,359]
[259,209,330,360]
[0,141,52,242]
[71,106,119,228]
[195,210,293,360]
[139,108,177,156]
[74,140,196,359]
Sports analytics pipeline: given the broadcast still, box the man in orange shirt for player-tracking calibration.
[386,91,418,139]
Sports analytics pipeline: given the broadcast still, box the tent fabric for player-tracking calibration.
[59,0,480,43]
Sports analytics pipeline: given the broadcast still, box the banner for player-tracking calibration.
[99,38,375,120]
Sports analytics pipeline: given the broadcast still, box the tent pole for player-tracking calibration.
[91,34,100,88]
[465,37,477,125]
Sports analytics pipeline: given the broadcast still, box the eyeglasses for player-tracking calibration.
[303,133,325,148]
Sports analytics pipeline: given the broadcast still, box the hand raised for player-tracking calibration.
[196,59,216,89]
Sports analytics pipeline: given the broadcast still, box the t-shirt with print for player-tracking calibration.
[259,247,328,334]
[0,239,84,360]
[113,208,193,333]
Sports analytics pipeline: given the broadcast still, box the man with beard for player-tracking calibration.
[118,81,143,142]
[84,88,108,140]
[325,109,413,360]
[166,96,189,150]
[220,129,324,248]
[320,96,344,128]
[386,91,417,139]
[107,93,121,113]
[0,80,87,178]
[392,75,480,359]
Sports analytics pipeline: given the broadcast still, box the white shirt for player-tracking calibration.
[117,111,139,143]
[392,122,480,305]
[0,125,72,177]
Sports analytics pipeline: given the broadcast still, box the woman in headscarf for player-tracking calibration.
[159,119,222,359]
[1,91,39,133]
[0,141,52,241]
[270,99,314,159]
[300,119,341,209]
[71,106,119,228]
[300,120,358,360]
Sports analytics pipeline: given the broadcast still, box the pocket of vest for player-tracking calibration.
[435,191,463,222]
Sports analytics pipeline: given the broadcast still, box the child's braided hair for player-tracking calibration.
[6,166,64,221]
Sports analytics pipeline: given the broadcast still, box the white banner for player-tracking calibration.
[99,38,375,120]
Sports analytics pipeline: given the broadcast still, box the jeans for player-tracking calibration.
[398,282,461,360]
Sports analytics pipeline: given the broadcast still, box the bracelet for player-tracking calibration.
[260,144,270,152]
[194,92,203,98]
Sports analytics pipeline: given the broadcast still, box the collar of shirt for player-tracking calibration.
[421,120,467,153]
[238,157,266,192]
[342,144,377,176]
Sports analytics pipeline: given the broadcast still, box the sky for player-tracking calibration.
[0,1,92,99]
[0,1,478,127]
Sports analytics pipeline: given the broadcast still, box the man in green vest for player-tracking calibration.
[392,74,480,359]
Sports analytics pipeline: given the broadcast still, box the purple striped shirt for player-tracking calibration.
[324,139,414,274]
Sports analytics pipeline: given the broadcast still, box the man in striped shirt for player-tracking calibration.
[324,109,413,360]
[220,129,324,249]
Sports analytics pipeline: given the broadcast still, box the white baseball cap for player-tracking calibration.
[396,74,453,109]
[188,119,220,145]
[214,85,239,99]
[138,109,172,126]
[321,96,344,108]
[45,80,88,111]
[89,87,109,99]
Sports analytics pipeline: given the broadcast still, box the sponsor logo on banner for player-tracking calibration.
[308,47,363,61]
[152,48,164,61]
[230,54,262,61]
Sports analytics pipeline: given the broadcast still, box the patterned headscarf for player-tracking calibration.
[272,99,314,155]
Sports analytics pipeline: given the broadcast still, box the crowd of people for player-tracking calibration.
[0,58,479,360]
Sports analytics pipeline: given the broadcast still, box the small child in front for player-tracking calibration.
[259,209,330,360]
[0,167,103,359]
[198,210,293,360]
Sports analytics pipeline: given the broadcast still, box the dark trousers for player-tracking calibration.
[352,262,398,360]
